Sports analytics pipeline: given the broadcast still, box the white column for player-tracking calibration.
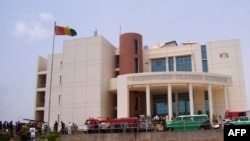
[173,57,176,71]
[146,84,151,116]
[208,84,213,121]
[168,83,172,121]
[189,83,194,115]
[166,57,168,72]
[117,76,129,118]
[224,86,229,110]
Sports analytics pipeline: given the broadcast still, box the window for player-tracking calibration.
[153,94,167,115]
[201,45,208,72]
[174,117,182,121]
[151,58,166,72]
[168,57,174,71]
[193,116,207,121]
[134,58,139,73]
[134,39,138,54]
[202,60,208,72]
[176,56,192,72]
[178,93,190,115]
[115,55,119,68]
[204,91,209,116]
[201,45,207,59]
[183,117,192,121]
[134,97,139,111]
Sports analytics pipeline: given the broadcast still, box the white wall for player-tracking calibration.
[207,39,247,110]
[45,36,116,127]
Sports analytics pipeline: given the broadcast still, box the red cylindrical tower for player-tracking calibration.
[119,33,143,75]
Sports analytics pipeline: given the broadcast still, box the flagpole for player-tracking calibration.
[48,21,56,129]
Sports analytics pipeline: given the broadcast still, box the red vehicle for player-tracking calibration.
[83,117,141,133]
[224,110,246,121]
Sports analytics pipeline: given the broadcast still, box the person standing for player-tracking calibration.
[165,115,169,123]
[60,121,66,134]
[53,121,58,132]
[8,121,13,137]
[67,122,72,134]
[0,121,2,131]
[217,115,223,128]
[29,125,36,141]
[3,121,8,131]
[20,124,29,141]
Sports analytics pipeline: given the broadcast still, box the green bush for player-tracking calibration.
[38,132,60,141]
[38,134,47,139]
[55,137,60,141]
[0,131,11,141]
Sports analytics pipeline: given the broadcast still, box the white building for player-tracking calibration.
[34,33,247,128]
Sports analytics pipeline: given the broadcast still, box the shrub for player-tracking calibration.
[38,131,60,141]
[0,131,11,141]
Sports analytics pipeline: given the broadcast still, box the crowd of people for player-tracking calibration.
[58,121,79,134]
[0,120,79,141]
[36,120,79,135]
[0,120,41,141]
[0,120,14,137]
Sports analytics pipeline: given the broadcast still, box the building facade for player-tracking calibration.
[34,33,247,127]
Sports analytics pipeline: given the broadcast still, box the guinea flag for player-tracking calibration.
[55,25,77,36]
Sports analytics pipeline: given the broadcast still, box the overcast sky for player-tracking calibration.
[1,0,250,122]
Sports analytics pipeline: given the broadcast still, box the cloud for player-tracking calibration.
[12,20,51,43]
[39,12,54,21]
[11,12,54,43]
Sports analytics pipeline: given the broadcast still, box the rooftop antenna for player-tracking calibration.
[94,28,98,36]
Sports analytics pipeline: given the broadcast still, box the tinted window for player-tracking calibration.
[176,56,192,72]
[183,117,192,121]
[151,58,166,72]
[168,57,174,71]
[193,116,207,121]
[174,117,182,121]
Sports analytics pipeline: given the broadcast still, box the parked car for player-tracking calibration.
[166,114,211,131]
[229,116,250,125]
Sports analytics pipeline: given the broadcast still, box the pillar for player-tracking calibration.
[189,83,194,115]
[117,76,129,118]
[208,84,213,121]
[146,84,151,116]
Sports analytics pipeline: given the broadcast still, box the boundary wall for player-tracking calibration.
[59,130,223,141]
